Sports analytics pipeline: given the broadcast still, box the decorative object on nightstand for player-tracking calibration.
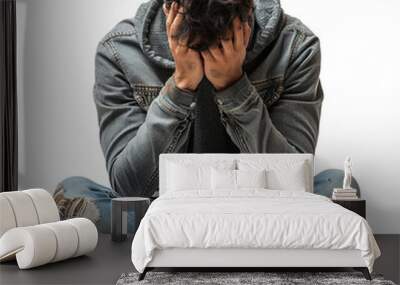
[332,199,366,219]
[331,156,365,218]
[343,156,353,189]
[111,197,151,242]
[332,156,359,200]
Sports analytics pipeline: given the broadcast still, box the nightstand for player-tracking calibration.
[111,197,151,242]
[332,199,366,218]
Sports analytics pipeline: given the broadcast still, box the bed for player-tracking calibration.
[131,153,381,280]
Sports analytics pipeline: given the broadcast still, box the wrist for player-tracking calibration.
[173,73,198,92]
[213,70,243,92]
[160,75,197,113]
[213,72,254,112]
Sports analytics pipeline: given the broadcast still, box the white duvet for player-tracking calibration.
[131,189,380,273]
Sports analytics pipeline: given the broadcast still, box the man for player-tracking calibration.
[54,0,356,233]
[95,0,323,196]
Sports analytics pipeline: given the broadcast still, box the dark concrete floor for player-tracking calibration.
[0,234,134,285]
[0,234,398,285]
[373,234,400,284]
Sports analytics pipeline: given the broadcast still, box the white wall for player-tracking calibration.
[281,0,400,233]
[17,0,400,233]
[16,0,139,191]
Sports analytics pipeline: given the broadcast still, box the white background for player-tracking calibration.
[16,0,400,233]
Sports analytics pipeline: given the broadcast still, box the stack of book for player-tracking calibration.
[332,188,358,200]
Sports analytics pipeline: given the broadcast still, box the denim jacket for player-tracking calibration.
[93,0,324,196]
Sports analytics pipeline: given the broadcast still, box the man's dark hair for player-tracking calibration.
[165,0,254,51]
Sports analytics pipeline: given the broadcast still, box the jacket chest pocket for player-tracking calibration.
[132,83,163,112]
[132,77,284,112]
[250,77,284,108]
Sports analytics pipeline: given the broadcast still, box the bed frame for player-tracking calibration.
[138,248,371,280]
[138,154,372,281]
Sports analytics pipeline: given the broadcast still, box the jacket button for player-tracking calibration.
[217,99,223,105]
[136,95,144,103]
[189,102,196,108]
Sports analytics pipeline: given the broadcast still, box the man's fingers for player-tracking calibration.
[221,37,234,56]
[232,17,244,51]
[171,5,184,36]
[243,21,251,49]
[171,5,187,51]
[200,49,214,62]
[165,2,179,50]
[187,48,203,63]
[177,36,189,50]
[162,3,167,15]
[208,43,223,60]
[166,2,178,35]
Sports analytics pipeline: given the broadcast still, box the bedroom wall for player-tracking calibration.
[280,0,400,234]
[16,0,399,234]
[16,0,138,191]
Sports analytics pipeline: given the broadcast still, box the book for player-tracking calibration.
[333,188,357,193]
[332,193,359,200]
[333,193,358,197]
[332,196,360,200]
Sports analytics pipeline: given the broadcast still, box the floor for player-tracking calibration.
[0,234,398,285]
[374,234,400,284]
[0,234,134,285]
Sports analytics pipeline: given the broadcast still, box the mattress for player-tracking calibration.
[131,189,380,273]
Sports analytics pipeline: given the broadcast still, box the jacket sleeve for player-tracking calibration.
[213,33,323,154]
[93,42,196,197]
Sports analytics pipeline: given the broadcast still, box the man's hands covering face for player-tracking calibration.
[163,2,251,92]
[163,2,204,92]
[201,17,251,91]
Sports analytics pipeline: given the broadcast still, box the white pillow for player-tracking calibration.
[211,168,236,190]
[211,168,268,190]
[237,159,311,192]
[266,161,309,191]
[236,169,267,189]
[167,162,210,191]
[166,160,235,192]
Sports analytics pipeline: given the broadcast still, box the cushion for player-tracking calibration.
[166,159,235,192]
[211,168,268,191]
[236,169,268,189]
[0,196,16,237]
[24,189,60,224]
[237,159,311,191]
[0,218,97,269]
[266,161,309,191]
[211,168,236,190]
[0,189,60,237]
